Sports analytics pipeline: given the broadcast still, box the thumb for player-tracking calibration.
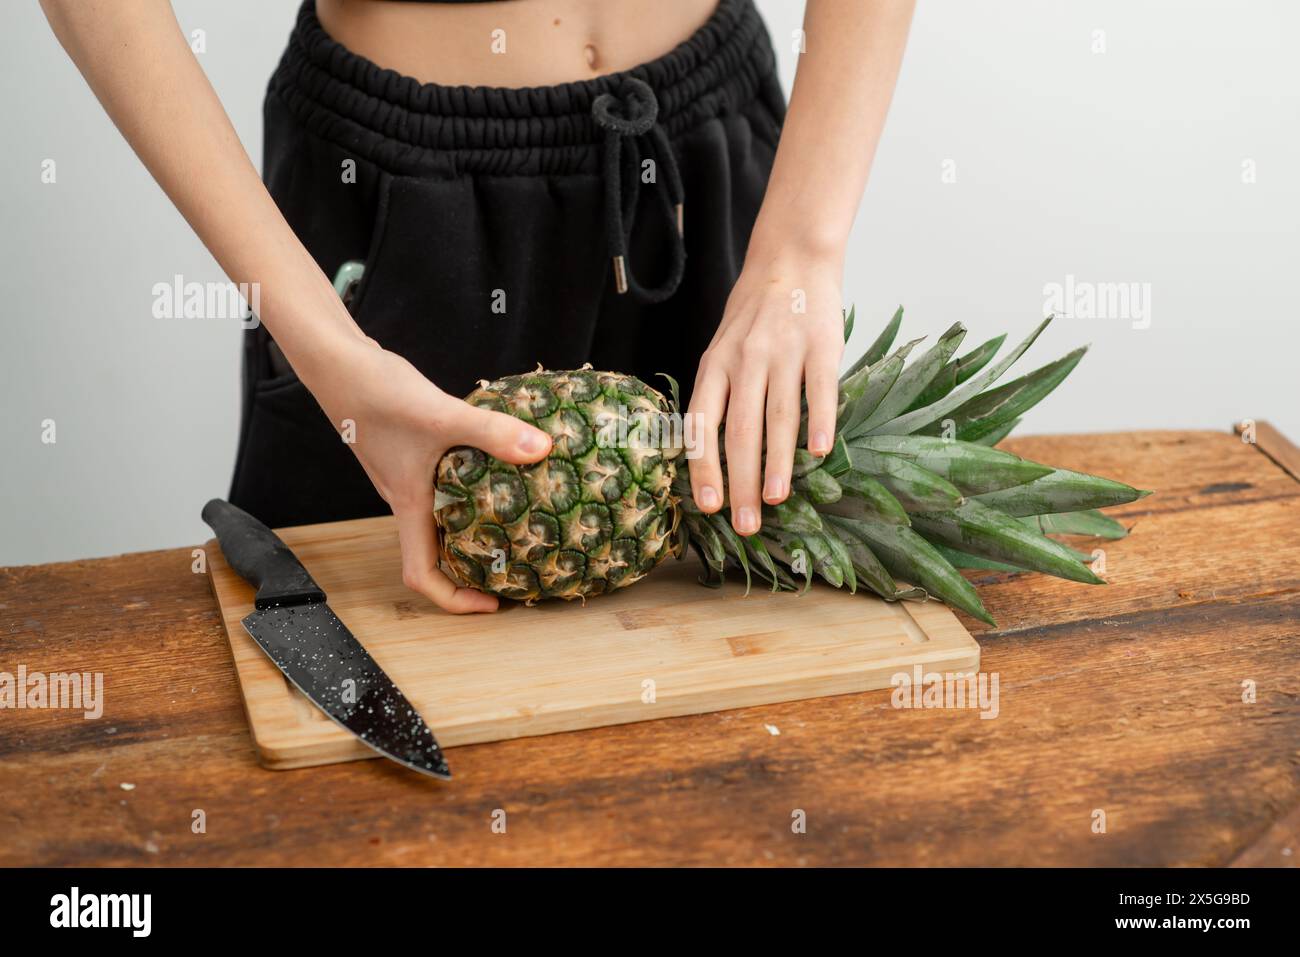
[449,402,552,465]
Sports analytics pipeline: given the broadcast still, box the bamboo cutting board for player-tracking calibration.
[206,515,980,770]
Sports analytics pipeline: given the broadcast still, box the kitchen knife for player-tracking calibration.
[201,499,450,779]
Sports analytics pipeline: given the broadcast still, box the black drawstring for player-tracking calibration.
[591,77,686,302]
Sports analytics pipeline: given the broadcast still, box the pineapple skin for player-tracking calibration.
[434,369,683,602]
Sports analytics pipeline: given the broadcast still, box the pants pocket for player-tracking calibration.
[229,172,397,525]
[229,374,384,528]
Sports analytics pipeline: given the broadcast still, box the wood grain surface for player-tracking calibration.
[2,428,1298,867]
[208,515,977,770]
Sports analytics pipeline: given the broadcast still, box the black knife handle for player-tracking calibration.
[201,499,326,609]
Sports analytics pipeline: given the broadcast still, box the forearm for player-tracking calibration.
[40,0,366,390]
[748,0,916,263]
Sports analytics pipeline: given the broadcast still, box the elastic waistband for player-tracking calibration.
[268,0,777,176]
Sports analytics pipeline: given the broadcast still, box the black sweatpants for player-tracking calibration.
[231,0,784,527]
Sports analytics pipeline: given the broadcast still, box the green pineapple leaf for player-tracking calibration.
[910,499,1105,585]
[851,323,968,436]
[761,532,815,594]
[840,518,996,625]
[919,347,1087,442]
[818,470,911,525]
[931,543,1027,573]
[742,532,792,591]
[791,447,825,478]
[845,445,965,512]
[973,468,1151,516]
[823,533,859,593]
[844,304,903,379]
[832,523,928,600]
[850,434,1053,495]
[792,467,843,504]
[1028,509,1129,539]
[838,341,916,436]
[708,513,753,595]
[969,417,1021,447]
[656,372,682,412]
[906,333,1006,412]
[876,316,1054,436]
[765,492,825,536]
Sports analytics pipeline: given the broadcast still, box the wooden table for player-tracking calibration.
[2,427,1298,866]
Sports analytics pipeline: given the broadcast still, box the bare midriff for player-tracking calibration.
[316,0,721,88]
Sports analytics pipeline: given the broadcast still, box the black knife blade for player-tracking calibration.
[202,499,450,779]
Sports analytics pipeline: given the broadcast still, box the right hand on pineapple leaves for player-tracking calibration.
[686,256,845,537]
[309,339,552,614]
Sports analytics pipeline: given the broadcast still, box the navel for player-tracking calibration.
[584,42,600,71]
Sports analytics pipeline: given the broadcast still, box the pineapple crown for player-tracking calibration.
[667,306,1152,627]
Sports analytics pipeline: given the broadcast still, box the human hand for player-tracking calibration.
[686,254,844,535]
[309,339,552,612]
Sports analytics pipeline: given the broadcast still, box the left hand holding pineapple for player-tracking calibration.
[310,338,553,614]
[687,254,846,535]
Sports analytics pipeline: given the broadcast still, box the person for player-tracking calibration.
[41,0,915,613]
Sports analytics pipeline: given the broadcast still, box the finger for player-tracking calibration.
[447,401,551,465]
[724,363,767,535]
[393,492,499,614]
[805,343,842,458]
[763,360,803,505]
[685,358,728,514]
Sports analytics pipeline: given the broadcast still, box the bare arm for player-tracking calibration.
[751,0,915,267]
[41,0,360,376]
[41,0,550,612]
[687,0,916,532]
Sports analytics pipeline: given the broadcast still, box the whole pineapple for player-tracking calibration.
[434,369,684,600]
[433,308,1150,625]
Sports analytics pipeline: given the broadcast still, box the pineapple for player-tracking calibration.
[432,308,1150,625]
[434,369,683,601]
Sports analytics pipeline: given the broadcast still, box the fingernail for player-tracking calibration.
[698,485,720,510]
[735,506,758,535]
[518,428,549,455]
[763,475,786,502]
[812,431,831,456]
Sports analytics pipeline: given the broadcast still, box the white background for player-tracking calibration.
[2,0,1297,565]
